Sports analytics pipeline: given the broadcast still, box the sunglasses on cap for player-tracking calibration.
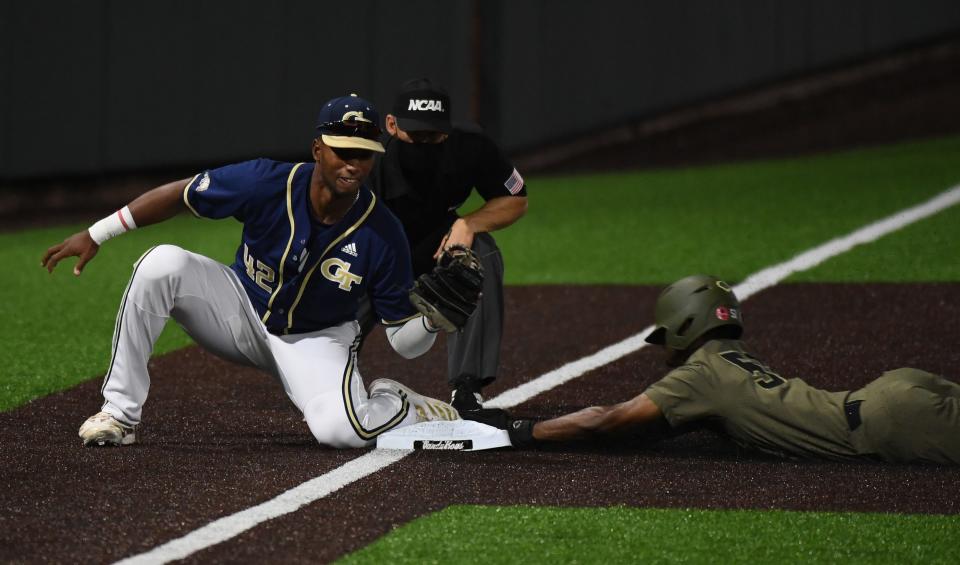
[317,118,382,140]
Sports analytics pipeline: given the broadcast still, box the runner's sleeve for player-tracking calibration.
[643,366,718,428]
[182,159,271,221]
[473,134,527,200]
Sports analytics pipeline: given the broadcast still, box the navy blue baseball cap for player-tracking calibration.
[316,94,385,153]
[392,78,452,133]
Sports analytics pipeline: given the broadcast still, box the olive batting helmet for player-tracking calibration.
[645,275,743,351]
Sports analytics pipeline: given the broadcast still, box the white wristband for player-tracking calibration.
[88,205,138,245]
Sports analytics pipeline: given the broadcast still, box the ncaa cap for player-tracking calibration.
[392,78,452,133]
[316,94,385,153]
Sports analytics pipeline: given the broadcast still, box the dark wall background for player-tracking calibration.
[493,1,960,149]
[0,0,476,179]
[2,0,959,180]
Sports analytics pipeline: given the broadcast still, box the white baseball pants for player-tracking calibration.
[99,244,417,448]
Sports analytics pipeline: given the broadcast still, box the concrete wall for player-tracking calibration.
[1,0,959,179]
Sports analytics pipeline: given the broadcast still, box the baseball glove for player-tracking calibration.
[461,408,538,447]
[409,244,484,332]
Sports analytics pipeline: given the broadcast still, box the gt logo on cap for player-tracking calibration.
[408,99,445,112]
[342,110,372,123]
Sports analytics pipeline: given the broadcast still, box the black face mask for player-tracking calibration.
[397,141,444,177]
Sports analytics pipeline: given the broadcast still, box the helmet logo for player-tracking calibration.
[716,306,739,321]
[715,280,732,292]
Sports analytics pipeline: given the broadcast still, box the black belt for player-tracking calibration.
[843,393,863,431]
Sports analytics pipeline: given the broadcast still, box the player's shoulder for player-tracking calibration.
[215,158,302,183]
[694,340,742,370]
[661,362,708,384]
[249,158,304,180]
[364,188,408,237]
[658,342,739,386]
[697,340,783,395]
[699,339,747,356]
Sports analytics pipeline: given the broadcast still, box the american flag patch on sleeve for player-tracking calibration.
[503,168,524,195]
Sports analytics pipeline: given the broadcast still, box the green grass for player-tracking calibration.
[0,216,240,410]
[340,505,960,564]
[792,202,960,282]
[487,135,960,284]
[3,135,960,410]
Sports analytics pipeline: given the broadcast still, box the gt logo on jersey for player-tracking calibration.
[321,258,362,291]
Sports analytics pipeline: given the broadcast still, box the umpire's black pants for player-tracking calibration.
[357,232,505,391]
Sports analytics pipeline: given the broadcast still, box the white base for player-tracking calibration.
[376,420,511,451]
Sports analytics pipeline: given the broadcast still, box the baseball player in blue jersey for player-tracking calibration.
[42,94,460,448]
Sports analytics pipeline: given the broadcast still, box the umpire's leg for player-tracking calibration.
[447,232,504,405]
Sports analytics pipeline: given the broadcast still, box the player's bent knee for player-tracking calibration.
[134,244,192,283]
[303,394,373,449]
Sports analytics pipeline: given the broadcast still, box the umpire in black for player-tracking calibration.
[363,78,528,412]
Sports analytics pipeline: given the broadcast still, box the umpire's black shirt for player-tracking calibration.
[368,126,527,276]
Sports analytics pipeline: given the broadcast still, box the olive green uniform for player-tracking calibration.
[644,339,960,464]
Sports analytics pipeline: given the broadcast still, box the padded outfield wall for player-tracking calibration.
[1,0,959,180]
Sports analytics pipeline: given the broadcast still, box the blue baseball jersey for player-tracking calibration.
[182,158,419,335]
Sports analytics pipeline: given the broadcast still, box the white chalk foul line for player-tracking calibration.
[488,182,960,407]
[116,182,960,564]
[115,450,409,565]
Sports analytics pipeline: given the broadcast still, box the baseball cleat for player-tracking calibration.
[78,411,138,447]
[369,379,460,422]
[451,388,484,412]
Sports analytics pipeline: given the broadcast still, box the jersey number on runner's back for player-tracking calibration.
[719,351,786,389]
[243,244,276,292]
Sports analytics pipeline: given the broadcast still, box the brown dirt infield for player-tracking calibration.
[1,283,959,563]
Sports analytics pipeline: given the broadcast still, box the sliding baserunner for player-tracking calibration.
[42,94,463,449]
[470,275,960,464]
